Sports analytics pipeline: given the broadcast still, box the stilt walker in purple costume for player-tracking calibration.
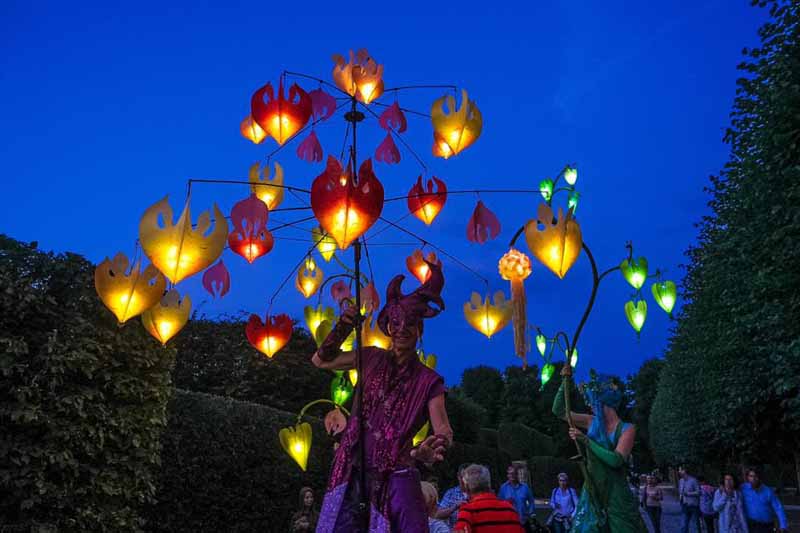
[312,261,454,532]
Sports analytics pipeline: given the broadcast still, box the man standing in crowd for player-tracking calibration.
[678,465,701,533]
[741,468,788,533]
[498,464,536,531]
[454,464,524,533]
[436,463,470,529]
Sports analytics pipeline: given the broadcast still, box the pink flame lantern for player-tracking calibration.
[296,130,323,163]
[202,260,231,298]
[309,88,337,121]
[379,101,407,133]
[466,200,501,244]
[375,133,400,164]
[331,280,352,307]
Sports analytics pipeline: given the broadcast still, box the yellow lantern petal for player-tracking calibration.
[279,422,312,471]
[362,315,391,350]
[139,197,228,285]
[431,89,482,159]
[304,304,335,339]
[413,422,430,446]
[418,350,437,370]
[295,258,323,298]
[141,289,191,345]
[524,204,582,279]
[95,252,166,324]
[463,291,512,339]
[311,226,337,262]
[348,368,358,387]
[240,115,267,144]
[249,161,285,211]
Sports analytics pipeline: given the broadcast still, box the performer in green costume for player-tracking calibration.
[552,368,647,533]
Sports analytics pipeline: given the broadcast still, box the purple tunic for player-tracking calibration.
[317,347,446,532]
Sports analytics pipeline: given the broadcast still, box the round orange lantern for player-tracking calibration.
[498,248,533,364]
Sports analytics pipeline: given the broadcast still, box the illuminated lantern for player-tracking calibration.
[375,133,400,164]
[95,252,166,324]
[296,130,323,163]
[431,89,482,159]
[246,313,293,358]
[406,249,441,284]
[539,179,554,202]
[295,257,323,298]
[620,257,648,290]
[332,49,384,104]
[564,166,578,186]
[418,350,437,370]
[304,304,335,341]
[139,197,228,284]
[624,300,647,335]
[249,161,285,211]
[362,315,391,349]
[310,156,384,250]
[324,408,347,436]
[331,373,353,405]
[413,422,430,446]
[309,88,337,121]
[407,175,447,226]
[463,291,512,339]
[359,281,380,315]
[540,363,555,387]
[141,289,191,345]
[311,226,337,262]
[524,203,582,279]
[466,201,501,244]
[251,80,312,145]
[240,114,267,144]
[228,194,274,264]
[567,347,578,368]
[568,191,580,213]
[348,368,358,387]
[379,101,407,133]
[498,248,533,362]
[202,260,231,299]
[651,280,677,317]
[536,334,547,357]
[279,422,312,471]
[313,319,355,351]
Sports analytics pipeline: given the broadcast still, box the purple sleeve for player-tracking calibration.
[427,374,446,402]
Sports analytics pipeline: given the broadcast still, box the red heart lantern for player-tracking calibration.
[246,313,293,358]
[251,80,312,145]
[407,175,447,225]
[311,156,384,250]
[228,194,274,263]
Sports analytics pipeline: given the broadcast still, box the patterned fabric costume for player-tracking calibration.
[316,262,446,533]
[552,373,647,533]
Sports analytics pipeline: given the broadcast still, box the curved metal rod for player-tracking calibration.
[296,398,350,423]
[569,242,601,354]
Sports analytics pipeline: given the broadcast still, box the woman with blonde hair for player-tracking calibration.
[421,481,450,533]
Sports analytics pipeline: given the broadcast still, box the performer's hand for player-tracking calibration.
[568,427,586,442]
[561,364,573,378]
[339,303,359,325]
[410,435,447,463]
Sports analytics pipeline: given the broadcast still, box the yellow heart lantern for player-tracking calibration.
[249,161,285,211]
[362,316,391,350]
[418,350,438,370]
[413,422,430,446]
[311,226,337,262]
[295,257,323,298]
[139,197,228,285]
[463,291,512,339]
[141,289,191,345]
[348,368,358,387]
[524,203,582,279]
[304,304,335,340]
[279,422,312,471]
[95,252,166,324]
[431,89,482,159]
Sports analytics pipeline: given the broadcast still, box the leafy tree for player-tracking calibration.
[445,388,487,444]
[626,358,664,470]
[460,365,505,428]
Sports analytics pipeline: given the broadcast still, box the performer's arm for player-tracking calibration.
[311,306,357,370]
[551,379,593,430]
[428,393,454,447]
[578,424,636,468]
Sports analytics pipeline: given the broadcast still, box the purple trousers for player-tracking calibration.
[332,468,428,532]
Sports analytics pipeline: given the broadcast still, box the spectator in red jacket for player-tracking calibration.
[454,464,524,533]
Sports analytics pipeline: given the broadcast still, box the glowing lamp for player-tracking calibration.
[228,194,274,264]
[536,334,547,357]
[332,49,384,104]
[313,319,355,351]
[251,80,311,145]
[240,114,267,144]
[463,291,512,339]
[310,156,384,250]
[141,289,191,345]
[406,249,441,284]
[362,316,391,349]
[568,191,580,213]
[295,257,323,298]
[564,166,578,186]
[348,369,358,387]
[304,304,335,341]
[95,252,166,324]
[139,196,228,284]
[311,226,337,262]
[249,161,285,211]
[539,179,554,202]
[524,203,582,279]
[498,248,533,362]
[418,350,437,370]
[620,257,648,290]
[331,373,353,406]
[540,363,555,387]
[413,422,430,447]
[624,300,647,335]
[651,281,677,317]
[567,347,578,368]
[431,89,482,159]
[407,175,447,225]
[279,422,312,471]
[246,313,293,358]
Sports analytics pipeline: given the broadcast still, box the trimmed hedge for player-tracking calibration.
[0,237,174,532]
[498,422,556,458]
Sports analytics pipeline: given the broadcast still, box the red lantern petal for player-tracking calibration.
[202,260,231,298]
[251,80,312,145]
[309,88,337,121]
[228,194,274,263]
[466,200,501,244]
[407,175,447,225]
[375,133,400,164]
[296,130,323,163]
[379,101,407,133]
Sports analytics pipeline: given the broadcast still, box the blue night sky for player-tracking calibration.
[1,1,767,386]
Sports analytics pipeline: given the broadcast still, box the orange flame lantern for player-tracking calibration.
[406,249,441,284]
[246,313,293,358]
[249,161,285,210]
[431,89,482,159]
[407,175,447,225]
[95,252,166,324]
[139,196,228,284]
[251,80,312,145]
[141,289,192,345]
[228,194,274,264]
[295,257,323,298]
[362,315,391,350]
[463,291,512,339]
[240,114,267,144]
[311,156,384,250]
[332,49,384,104]
[524,204,582,279]
[498,249,533,364]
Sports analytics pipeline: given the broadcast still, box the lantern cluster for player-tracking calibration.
[619,256,677,335]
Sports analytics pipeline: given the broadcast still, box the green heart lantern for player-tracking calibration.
[540,363,555,388]
[568,347,578,368]
[624,300,647,334]
[563,166,578,186]
[651,281,676,317]
[620,257,648,290]
[536,334,547,357]
[539,178,554,202]
[567,190,580,213]
[331,373,353,405]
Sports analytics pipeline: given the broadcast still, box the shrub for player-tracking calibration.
[498,422,556,458]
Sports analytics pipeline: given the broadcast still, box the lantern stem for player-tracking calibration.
[296,398,350,423]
